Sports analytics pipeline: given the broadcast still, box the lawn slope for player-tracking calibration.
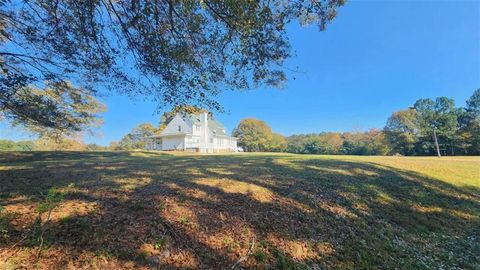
[0,152,479,269]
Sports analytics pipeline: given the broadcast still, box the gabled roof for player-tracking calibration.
[183,114,201,125]
[208,119,227,135]
[181,113,227,135]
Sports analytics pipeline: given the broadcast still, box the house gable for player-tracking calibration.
[160,114,193,135]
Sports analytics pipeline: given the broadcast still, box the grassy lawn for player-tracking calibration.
[0,152,478,269]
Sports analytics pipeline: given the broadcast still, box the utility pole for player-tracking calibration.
[433,127,441,158]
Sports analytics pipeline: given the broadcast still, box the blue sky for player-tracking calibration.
[1,0,479,145]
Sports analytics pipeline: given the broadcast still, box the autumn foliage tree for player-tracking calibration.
[384,109,419,155]
[34,136,87,151]
[233,118,273,152]
[117,123,158,150]
[233,118,288,152]
[0,0,344,134]
[287,132,344,154]
[383,90,480,156]
[269,133,288,152]
[0,81,106,137]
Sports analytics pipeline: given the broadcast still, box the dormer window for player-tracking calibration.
[178,125,181,132]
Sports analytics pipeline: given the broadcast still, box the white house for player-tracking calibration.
[146,112,237,153]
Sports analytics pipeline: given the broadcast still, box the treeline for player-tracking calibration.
[0,137,110,151]
[0,122,159,152]
[1,114,164,151]
[234,89,479,156]
[286,130,389,155]
[384,91,479,156]
[232,121,390,155]
[0,140,36,151]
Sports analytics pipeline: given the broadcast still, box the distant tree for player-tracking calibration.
[334,130,387,155]
[268,133,287,152]
[117,135,136,150]
[233,118,273,152]
[34,136,86,151]
[384,109,419,155]
[0,139,15,151]
[1,0,344,134]
[15,140,35,151]
[303,136,324,154]
[364,129,391,155]
[86,144,107,151]
[299,133,343,154]
[466,89,480,116]
[286,134,307,153]
[414,97,458,155]
[132,123,157,140]
[0,139,36,151]
[317,132,344,154]
[459,89,480,154]
[286,134,309,153]
[118,123,157,150]
[108,141,120,151]
[341,132,371,155]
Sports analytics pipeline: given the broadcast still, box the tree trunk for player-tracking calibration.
[433,128,441,158]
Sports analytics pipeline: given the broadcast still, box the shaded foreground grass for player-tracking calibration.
[0,151,479,269]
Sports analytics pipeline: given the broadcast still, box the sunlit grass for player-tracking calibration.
[193,178,274,202]
[317,155,479,187]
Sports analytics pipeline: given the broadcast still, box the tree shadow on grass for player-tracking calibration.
[0,152,479,269]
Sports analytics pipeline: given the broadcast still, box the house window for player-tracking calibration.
[195,125,200,131]
[210,138,213,143]
[178,125,181,132]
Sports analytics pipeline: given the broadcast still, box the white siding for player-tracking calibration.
[185,135,201,149]
[211,135,237,151]
[192,124,201,136]
[161,135,185,150]
[230,138,237,150]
